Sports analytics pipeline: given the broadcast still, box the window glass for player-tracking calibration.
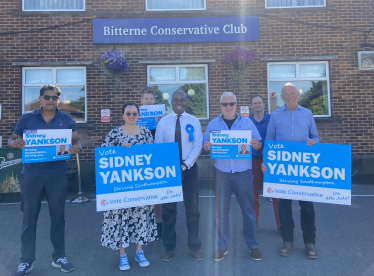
[23,67,86,122]
[266,0,325,8]
[150,67,176,81]
[23,0,84,11]
[146,0,205,10]
[180,67,206,81]
[25,69,52,84]
[148,65,209,119]
[268,62,330,117]
[269,64,296,79]
[57,69,84,83]
[300,64,326,78]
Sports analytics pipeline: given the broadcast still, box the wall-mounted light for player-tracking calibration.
[360,29,374,49]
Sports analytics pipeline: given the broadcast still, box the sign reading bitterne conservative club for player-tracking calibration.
[95,143,183,211]
[210,130,252,159]
[22,129,72,163]
[263,141,351,205]
[93,16,259,44]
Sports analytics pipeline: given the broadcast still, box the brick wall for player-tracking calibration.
[0,0,373,164]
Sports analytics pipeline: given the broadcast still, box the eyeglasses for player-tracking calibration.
[172,98,187,103]
[220,102,236,107]
[125,112,139,117]
[42,95,59,101]
[282,92,299,98]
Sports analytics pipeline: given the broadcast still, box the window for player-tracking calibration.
[147,65,209,119]
[358,51,374,70]
[23,0,85,11]
[267,62,331,117]
[22,67,87,122]
[146,0,206,11]
[266,0,325,8]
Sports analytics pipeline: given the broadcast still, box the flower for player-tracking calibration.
[101,49,129,91]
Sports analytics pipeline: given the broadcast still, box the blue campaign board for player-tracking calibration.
[263,140,351,205]
[211,145,252,159]
[22,129,72,163]
[95,143,183,211]
[137,117,157,130]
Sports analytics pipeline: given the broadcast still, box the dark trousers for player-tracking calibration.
[162,163,201,251]
[20,174,68,264]
[279,199,316,244]
[252,158,281,228]
[213,167,259,250]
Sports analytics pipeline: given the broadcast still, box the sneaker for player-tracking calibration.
[305,243,318,259]
[135,250,150,267]
[52,257,74,273]
[250,248,262,261]
[279,241,293,257]
[14,263,33,276]
[119,254,130,271]
[213,248,228,261]
[161,251,175,262]
[190,249,203,261]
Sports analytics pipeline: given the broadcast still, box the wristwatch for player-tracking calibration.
[181,163,187,172]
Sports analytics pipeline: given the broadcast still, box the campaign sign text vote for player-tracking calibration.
[95,143,183,211]
[210,130,252,159]
[263,141,351,205]
[22,129,72,163]
[137,104,165,130]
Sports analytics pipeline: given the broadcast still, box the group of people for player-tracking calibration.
[8,82,319,276]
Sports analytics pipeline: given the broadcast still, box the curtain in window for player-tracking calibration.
[147,0,205,10]
[24,0,84,10]
[267,0,324,7]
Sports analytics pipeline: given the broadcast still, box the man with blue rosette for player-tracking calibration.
[8,84,82,276]
[155,90,203,262]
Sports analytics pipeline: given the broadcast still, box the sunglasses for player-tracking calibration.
[42,95,59,101]
[220,102,236,107]
[125,112,139,117]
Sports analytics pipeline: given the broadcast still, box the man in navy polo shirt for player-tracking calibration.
[8,84,82,276]
[249,95,281,233]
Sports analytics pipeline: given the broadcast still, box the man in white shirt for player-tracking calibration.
[155,90,203,262]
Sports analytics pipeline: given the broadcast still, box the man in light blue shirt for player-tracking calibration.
[262,83,320,259]
[203,92,262,262]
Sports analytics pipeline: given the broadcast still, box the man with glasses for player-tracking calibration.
[203,92,262,262]
[8,84,82,276]
[155,90,203,262]
[262,83,320,259]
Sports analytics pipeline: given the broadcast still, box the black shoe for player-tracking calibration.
[305,243,318,259]
[279,241,293,257]
[190,249,203,261]
[213,249,228,261]
[157,222,163,239]
[14,263,33,276]
[161,251,175,262]
[52,257,74,272]
[250,248,262,261]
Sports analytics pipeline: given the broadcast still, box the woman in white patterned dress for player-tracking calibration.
[100,102,157,271]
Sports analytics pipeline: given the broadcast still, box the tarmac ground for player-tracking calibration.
[0,182,373,276]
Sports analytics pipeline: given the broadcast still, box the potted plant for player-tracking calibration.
[101,49,129,91]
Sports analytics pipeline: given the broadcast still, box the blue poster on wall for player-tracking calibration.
[95,143,183,211]
[93,16,259,44]
[263,140,351,205]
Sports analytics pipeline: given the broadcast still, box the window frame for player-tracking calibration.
[267,61,331,117]
[22,67,87,123]
[265,0,326,9]
[22,0,85,11]
[147,64,209,120]
[145,0,206,11]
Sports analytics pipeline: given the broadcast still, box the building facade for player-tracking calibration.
[0,0,373,182]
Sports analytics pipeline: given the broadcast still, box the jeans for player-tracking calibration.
[20,174,68,263]
[213,167,259,250]
[279,199,316,244]
[162,163,201,251]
